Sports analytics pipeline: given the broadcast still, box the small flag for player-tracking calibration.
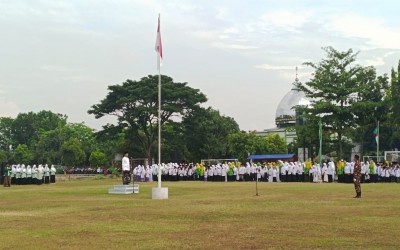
[155,14,163,69]
[373,127,379,145]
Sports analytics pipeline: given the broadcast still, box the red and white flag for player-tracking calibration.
[155,14,163,70]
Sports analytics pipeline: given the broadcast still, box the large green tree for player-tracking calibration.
[88,75,207,163]
[61,138,86,166]
[89,150,107,167]
[95,125,128,165]
[387,60,400,149]
[13,144,33,164]
[0,117,14,151]
[11,111,66,149]
[350,66,388,155]
[296,47,388,159]
[182,107,240,161]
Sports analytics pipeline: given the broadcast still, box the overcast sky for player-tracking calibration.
[1,0,400,131]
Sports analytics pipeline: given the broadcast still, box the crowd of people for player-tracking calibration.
[63,167,106,175]
[129,160,400,184]
[2,164,56,187]
[3,160,400,187]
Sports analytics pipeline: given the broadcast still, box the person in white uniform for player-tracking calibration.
[121,151,131,185]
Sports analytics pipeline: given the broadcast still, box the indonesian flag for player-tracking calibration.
[155,14,163,70]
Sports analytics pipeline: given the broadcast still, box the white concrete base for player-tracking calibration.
[108,184,139,194]
[152,187,168,200]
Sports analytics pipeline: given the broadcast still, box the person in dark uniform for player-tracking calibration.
[3,165,11,187]
[353,155,362,198]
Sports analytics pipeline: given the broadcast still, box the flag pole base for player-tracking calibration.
[152,187,168,200]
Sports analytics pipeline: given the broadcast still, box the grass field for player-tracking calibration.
[1,178,400,249]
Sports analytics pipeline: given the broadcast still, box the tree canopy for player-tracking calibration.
[296,47,389,159]
[88,75,208,163]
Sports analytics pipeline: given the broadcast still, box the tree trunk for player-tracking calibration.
[146,146,152,165]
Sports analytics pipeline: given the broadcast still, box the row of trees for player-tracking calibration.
[0,75,288,166]
[294,47,400,160]
[88,75,287,165]
[3,47,398,165]
[0,111,107,166]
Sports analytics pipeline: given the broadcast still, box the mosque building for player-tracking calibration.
[257,68,310,160]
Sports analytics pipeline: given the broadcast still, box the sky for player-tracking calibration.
[1,0,400,131]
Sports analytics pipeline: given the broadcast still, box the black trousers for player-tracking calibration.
[122,171,130,185]
[328,175,333,183]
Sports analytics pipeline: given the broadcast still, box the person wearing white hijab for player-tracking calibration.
[16,164,21,185]
[327,160,335,183]
[32,165,38,184]
[44,164,50,184]
[344,162,351,183]
[50,165,56,183]
[321,163,328,183]
[11,165,16,185]
[27,165,32,184]
[37,164,44,185]
[21,164,27,185]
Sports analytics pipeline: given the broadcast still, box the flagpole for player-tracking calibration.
[377,120,379,163]
[318,118,322,166]
[157,14,162,189]
[152,13,167,199]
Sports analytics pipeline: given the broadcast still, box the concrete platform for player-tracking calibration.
[152,187,168,199]
[108,184,139,194]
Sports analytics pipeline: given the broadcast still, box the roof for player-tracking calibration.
[248,154,295,160]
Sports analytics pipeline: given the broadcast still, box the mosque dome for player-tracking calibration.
[275,85,310,128]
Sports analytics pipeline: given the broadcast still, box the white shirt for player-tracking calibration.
[122,156,130,171]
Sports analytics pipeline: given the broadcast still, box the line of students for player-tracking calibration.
[5,164,57,186]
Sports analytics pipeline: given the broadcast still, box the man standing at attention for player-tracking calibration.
[3,164,11,187]
[122,152,131,185]
[353,155,362,198]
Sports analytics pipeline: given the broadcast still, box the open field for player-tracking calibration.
[1,178,400,249]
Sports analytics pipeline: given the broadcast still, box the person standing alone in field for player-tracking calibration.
[353,155,362,198]
[122,152,131,185]
[3,164,11,187]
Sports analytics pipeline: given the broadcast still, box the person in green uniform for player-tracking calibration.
[3,164,11,187]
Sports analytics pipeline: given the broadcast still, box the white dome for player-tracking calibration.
[275,88,310,127]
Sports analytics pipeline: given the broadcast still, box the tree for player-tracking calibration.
[350,66,388,155]
[89,150,108,167]
[11,111,66,149]
[13,144,33,164]
[0,150,7,163]
[0,117,14,151]
[181,107,240,161]
[228,131,287,162]
[296,47,387,159]
[387,60,400,149]
[88,75,207,163]
[61,138,86,166]
[63,123,97,163]
[35,128,63,164]
[95,124,128,165]
[264,134,287,154]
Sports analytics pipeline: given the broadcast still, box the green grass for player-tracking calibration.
[1,179,400,249]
